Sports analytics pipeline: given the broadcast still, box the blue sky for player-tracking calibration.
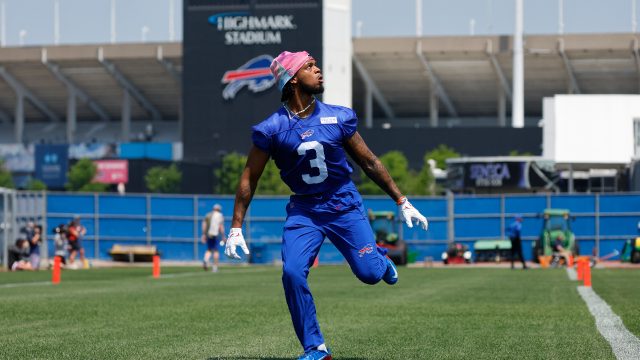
[0,0,637,46]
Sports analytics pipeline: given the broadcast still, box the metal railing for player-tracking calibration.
[2,190,639,266]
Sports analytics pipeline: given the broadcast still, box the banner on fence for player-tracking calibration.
[34,144,68,188]
[447,158,559,192]
[94,160,129,184]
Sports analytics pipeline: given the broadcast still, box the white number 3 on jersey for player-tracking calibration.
[297,141,328,184]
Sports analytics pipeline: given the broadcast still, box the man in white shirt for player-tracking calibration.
[202,204,225,272]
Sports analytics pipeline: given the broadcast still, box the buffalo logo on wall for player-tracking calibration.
[208,11,297,45]
[183,0,322,162]
[221,55,275,100]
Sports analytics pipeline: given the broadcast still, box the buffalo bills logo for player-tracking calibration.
[358,244,374,258]
[221,55,275,100]
[300,129,314,140]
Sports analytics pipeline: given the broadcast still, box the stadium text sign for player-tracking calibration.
[183,0,322,163]
[470,163,512,187]
[209,12,297,45]
[94,160,129,184]
[34,144,68,189]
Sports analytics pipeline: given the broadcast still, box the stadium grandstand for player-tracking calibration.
[2,3,640,358]
[0,33,638,144]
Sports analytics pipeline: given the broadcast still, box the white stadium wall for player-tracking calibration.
[542,95,640,166]
[322,0,352,108]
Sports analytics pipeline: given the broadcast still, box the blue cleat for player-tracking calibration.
[297,348,332,360]
[382,257,398,285]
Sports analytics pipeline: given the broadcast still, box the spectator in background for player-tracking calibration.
[29,225,43,270]
[507,215,528,270]
[8,239,33,271]
[201,204,225,273]
[19,221,35,244]
[67,216,87,269]
[53,224,68,267]
[553,234,572,266]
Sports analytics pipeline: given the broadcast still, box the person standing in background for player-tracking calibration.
[29,225,43,270]
[67,216,88,269]
[53,224,68,268]
[19,221,35,244]
[507,215,528,270]
[202,204,225,272]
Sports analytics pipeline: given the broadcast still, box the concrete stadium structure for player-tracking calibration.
[0,33,638,144]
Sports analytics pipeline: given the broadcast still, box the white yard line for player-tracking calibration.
[0,281,51,288]
[0,268,271,287]
[577,286,640,360]
[157,267,269,279]
[566,267,577,280]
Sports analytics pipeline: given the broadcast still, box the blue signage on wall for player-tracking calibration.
[35,144,69,188]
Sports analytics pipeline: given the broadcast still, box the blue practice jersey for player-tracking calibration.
[252,100,357,195]
[507,221,522,239]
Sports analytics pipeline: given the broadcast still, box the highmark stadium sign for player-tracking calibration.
[183,0,323,163]
[208,12,297,45]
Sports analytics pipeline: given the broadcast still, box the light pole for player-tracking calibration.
[110,0,116,44]
[54,0,60,45]
[0,1,5,47]
[19,29,27,46]
[512,0,524,128]
[356,20,363,38]
[558,0,564,34]
[141,26,150,42]
[416,0,422,37]
[633,0,637,32]
[169,0,175,41]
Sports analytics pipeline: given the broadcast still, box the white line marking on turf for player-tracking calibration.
[157,271,210,279]
[577,286,640,360]
[0,281,51,288]
[157,268,269,279]
[566,267,577,280]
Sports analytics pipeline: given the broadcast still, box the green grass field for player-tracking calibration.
[592,268,640,338]
[0,265,634,359]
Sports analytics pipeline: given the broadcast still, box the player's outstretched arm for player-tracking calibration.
[344,131,403,202]
[226,146,270,259]
[344,131,428,230]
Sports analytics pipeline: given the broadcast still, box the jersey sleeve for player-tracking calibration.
[340,108,358,139]
[251,125,271,154]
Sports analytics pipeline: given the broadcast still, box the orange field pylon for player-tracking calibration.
[52,256,61,285]
[312,256,319,268]
[153,255,161,278]
[583,260,591,287]
[576,258,584,281]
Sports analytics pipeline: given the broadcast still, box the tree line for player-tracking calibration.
[215,144,459,196]
[0,145,459,194]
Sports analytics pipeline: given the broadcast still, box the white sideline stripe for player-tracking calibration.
[0,281,51,288]
[156,271,209,279]
[566,267,577,280]
[158,268,268,279]
[577,286,640,360]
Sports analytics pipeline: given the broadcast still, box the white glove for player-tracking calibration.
[398,197,429,231]
[224,228,250,260]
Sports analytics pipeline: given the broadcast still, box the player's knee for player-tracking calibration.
[355,269,382,285]
[282,263,307,285]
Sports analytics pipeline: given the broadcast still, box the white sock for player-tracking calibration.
[317,344,327,352]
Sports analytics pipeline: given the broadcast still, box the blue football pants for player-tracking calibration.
[281,204,388,352]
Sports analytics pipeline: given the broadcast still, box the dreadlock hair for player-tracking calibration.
[280,81,294,102]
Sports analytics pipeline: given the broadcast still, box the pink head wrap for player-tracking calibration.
[270,51,313,91]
